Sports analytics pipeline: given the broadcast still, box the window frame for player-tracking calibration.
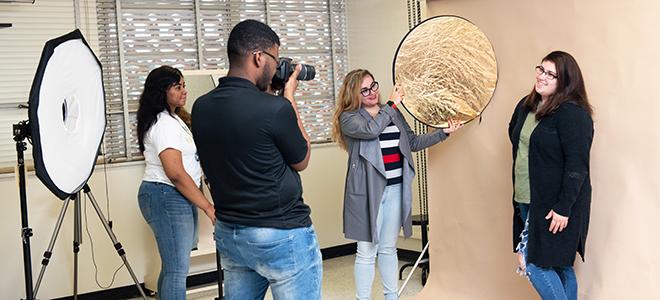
[97,0,348,163]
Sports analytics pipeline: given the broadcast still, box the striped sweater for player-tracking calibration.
[379,122,402,185]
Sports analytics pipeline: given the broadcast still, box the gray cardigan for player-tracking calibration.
[340,105,447,243]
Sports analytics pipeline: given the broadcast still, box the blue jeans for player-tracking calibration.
[518,203,578,300]
[138,181,198,300]
[355,183,402,300]
[214,221,323,300]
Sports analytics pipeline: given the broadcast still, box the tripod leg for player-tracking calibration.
[215,250,224,300]
[33,196,72,297]
[398,242,430,297]
[15,129,35,300]
[83,186,148,300]
[73,192,82,300]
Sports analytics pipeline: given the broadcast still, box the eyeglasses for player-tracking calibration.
[535,65,558,80]
[253,50,280,64]
[360,81,379,97]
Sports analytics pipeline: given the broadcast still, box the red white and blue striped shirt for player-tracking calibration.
[379,122,402,185]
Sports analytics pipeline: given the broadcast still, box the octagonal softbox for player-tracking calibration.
[28,29,106,200]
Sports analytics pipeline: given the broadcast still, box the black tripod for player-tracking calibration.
[15,121,35,300]
[14,121,147,299]
[202,178,224,300]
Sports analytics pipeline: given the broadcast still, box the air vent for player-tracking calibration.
[0,0,35,3]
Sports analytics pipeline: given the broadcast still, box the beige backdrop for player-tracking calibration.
[413,0,660,299]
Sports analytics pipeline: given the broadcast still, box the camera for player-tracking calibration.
[271,57,316,91]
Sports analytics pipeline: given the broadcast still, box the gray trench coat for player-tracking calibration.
[340,105,447,243]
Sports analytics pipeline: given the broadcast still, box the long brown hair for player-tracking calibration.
[175,107,192,129]
[137,65,183,153]
[524,51,593,119]
[332,69,375,150]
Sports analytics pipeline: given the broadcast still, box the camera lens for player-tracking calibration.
[296,64,316,81]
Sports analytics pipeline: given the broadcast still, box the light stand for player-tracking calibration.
[16,29,145,299]
[215,251,224,300]
[14,120,35,300]
[14,119,147,300]
[30,183,148,300]
[398,242,429,297]
[73,191,82,298]
[202,178,224,300]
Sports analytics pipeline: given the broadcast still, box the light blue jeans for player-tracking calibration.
[355,183,402,300]
[214,221,323,300]
[518,203,578,300]
[138,181,198,300]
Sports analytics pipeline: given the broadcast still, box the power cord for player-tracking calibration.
[84,193,125,289]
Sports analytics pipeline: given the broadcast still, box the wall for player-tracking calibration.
[414,0,660,299]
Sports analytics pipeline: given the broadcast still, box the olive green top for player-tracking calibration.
[514,112,539,204]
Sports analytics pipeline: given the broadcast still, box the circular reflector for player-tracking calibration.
[28,29,106,200]
[393,15,498,128]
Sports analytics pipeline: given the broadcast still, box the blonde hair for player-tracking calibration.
[332,69,375,150]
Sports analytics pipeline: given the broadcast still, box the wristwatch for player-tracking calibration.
[386,100,397,109]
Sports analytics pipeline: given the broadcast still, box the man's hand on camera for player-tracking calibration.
[283,64,302,103]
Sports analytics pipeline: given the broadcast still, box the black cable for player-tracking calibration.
[416,0,422,26]
[407,3,428,221]
[415,120,423,217]
[84,193,125,289]
[406,0,412,30]
[404,0,431,229]
[101,140,111,223]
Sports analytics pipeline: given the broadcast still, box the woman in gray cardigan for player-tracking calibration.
[332,69,460,300]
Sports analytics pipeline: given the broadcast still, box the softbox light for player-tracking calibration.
[392,15,498,128]
[28,29,106,200]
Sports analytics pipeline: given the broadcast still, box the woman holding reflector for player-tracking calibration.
[136,66,215,299]
[332,69,460,300]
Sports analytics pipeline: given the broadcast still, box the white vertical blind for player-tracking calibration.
[0,0,348,168]
[94,0,348,162]
[0,0,75,168]
[268,0,336,142]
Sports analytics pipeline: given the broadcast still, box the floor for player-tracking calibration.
[135,254,424,299]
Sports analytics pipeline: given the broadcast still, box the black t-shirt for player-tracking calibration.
[191,76,311,228]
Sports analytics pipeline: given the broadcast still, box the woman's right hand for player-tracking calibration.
[203,205,216,225]
[442,118,463,134]
[389,84,404,106]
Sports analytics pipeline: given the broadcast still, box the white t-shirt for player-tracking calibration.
[142,110,202,187]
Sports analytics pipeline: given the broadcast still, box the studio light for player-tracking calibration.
[28,29,105,200]
[16,29,146,299]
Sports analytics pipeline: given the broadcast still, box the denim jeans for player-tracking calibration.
[214,221,323,300]
[355,183,402,300]
[518,203,578,300]
[138,181,198,300]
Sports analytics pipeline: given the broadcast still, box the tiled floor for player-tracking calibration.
[137,254,424,299]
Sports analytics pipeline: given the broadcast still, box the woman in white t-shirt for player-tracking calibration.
[136,66,215,299]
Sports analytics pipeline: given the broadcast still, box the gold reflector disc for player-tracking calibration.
[393,16,498,128]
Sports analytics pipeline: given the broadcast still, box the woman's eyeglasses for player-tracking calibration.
[360,81,379,97]
[535,65,558,80]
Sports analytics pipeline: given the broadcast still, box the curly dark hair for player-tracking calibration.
[227,19,280,67]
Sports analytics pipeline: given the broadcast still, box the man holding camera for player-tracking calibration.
[191,20,322,299]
